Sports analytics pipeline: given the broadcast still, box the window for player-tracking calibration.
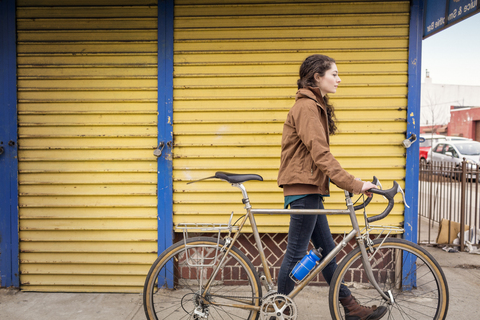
[434,144,444,153]
[443,145,458,157]
[455,142,480,155]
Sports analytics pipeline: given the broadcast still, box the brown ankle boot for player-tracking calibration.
[339,295,387,320]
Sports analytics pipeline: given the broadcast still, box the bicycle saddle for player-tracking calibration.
[215,172,263,183]
[187,171,263,184]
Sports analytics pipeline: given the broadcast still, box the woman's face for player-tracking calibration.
[314,63,341,97]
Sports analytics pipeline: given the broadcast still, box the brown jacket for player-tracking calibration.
[277,87,363,196]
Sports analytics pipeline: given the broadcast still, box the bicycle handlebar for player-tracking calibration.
[352,176,379,211]
[365,181,400,223]
[351,176,406,223]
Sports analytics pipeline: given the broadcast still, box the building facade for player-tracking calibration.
[448,106,480,140]
[1,0,422,292]
[421,75,480,126]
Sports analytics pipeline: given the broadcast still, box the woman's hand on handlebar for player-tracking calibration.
[361,181,378,197]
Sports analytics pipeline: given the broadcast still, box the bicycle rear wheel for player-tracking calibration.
[143,236,262,320]
[329,238,449,320]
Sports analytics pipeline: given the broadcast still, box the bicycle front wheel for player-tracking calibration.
[143,236,262,320]
[329,238,449,320]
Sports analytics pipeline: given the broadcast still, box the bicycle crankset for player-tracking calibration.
[260,293,298,320]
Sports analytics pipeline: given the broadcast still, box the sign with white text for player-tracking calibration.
[424,0,479,38]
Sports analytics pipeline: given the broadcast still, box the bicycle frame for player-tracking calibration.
[200,182,393,311]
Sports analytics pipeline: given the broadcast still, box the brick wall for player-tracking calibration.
[175,233,365,286]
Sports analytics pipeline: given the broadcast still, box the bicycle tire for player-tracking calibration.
[143,236,262,320]
[329,238,449,320]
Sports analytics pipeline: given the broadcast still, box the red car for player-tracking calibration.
[419,147,429,166]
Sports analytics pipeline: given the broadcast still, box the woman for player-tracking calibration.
[277,54,386,320]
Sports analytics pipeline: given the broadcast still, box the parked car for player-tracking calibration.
[427,140,480,178]
[419,134,471,166]
[444,136,472,141]
[420,134,446,166]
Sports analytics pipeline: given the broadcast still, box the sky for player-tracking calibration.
[421,12,480,86]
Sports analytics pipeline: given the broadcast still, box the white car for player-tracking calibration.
[427,140,480,178]
[420,134,471,147]
[444,136,472,141]
[419,134,471,166]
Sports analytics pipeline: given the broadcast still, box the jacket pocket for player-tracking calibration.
[304,156,316,177]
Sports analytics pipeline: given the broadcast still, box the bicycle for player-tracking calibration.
[143,172,449,320]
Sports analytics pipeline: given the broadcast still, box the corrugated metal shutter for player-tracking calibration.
[17,0,158,292]
[173,0,409,233]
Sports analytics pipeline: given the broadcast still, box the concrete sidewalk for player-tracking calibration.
[1,245,480,320]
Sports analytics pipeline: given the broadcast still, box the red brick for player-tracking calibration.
[232,266,239,280]
[240,267,249,280]
[251,256,261,267]
[223,266,231,280]
[240,238,257,258]
[269,243,285,260]
[273,233,287,243]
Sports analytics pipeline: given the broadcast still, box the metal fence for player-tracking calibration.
[418,160,480,251]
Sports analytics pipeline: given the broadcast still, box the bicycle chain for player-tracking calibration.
[206,293,261,300]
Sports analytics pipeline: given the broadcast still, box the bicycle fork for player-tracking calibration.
[345,191,393,304]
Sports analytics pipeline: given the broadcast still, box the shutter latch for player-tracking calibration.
[154,141,172,158]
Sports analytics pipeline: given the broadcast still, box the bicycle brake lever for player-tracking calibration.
[397,185,410,208]
[373,176,386,200]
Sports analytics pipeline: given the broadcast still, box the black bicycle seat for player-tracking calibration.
[215,172,263,183]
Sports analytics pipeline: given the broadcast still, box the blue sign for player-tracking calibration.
[424,0,479,38]
[424,0,448,37]
[448,0,478,23]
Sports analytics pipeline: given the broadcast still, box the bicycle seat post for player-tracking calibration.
[232,183,252,209]
[231,182,275,292]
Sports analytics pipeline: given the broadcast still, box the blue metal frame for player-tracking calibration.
[404,0,424,290]
[0,0,19,288]
[157,0,174,257]
[405,0,423,246]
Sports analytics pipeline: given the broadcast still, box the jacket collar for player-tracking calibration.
[296,87,326,110]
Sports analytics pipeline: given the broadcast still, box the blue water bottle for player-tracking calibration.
[291,247,323,281]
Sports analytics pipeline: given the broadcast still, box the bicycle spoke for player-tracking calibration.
[395,301,439,318]
[389,305,409,320]
[329,239,448,320]
[392,300,426,320]
[162,301,192,319]
[212,305,249,320]
[144,238,260,320]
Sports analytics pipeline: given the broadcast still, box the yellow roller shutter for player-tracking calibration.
[17,0,158,292]
[172,0,409,233]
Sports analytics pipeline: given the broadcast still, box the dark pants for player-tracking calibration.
[277,194,351,298]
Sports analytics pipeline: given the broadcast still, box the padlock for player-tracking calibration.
[154,142,165,158]
[153,148,163,157]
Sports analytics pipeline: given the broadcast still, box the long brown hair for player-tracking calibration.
[297,54,338,135]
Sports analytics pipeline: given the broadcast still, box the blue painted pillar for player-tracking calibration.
[404,0,424,290]
[405,0,423,246]
[157,0,174,257]
[0,0,19,288]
